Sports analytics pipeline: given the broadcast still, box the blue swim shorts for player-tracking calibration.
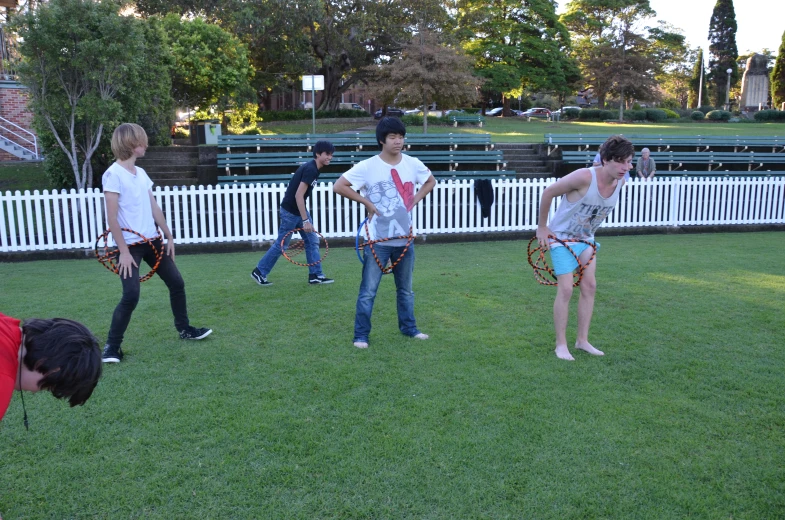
[550,240,600,276]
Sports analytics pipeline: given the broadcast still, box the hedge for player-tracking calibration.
[690,111,706,120]
[706,110,732,121]
[753,110,785,122]
[260,108,369,121]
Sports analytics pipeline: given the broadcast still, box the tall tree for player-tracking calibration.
[688,48,710,108]
[561,0,656,115]
[707,0,739,108]
[161,14,254,113]
[772,31,785,109]
[455,0,580,116]
[11,0,173,190]
[365,29,481,133]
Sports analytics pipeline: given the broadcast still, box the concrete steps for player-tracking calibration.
[137,146,200,187]
[495,143,550,177]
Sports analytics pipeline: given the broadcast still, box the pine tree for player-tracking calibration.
[707,0,739,108]
[688,48,710,108]
[771,31,785,109]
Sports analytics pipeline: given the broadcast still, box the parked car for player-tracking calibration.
[521,107,552,118]
[486,107,504,116]
[374,107,406,119]
[552,106,582,117]
[339,102,367,112]
[444,109,466,116]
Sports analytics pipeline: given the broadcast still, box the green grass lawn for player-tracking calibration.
[260,118,785,143]
[1,232,783,519]
[0,161,48,193]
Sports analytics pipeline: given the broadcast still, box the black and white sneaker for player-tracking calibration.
[179,326,213,340]
[251,267,272,286]
[309,274,334,285]
[102,344,123,363]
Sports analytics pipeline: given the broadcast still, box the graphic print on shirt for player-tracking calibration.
[565,203,613,238]
[367,178,409,239]
[390,168,415,210]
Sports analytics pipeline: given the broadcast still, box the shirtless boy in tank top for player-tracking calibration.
[535,135,635,361]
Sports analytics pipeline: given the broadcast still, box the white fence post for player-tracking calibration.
[1,177,784,253]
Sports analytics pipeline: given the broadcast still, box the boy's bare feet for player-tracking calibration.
[555,344,575,361]
[575,341,604,356]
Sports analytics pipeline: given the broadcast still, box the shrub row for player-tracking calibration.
[260,108,370,121]
[577,108,670,122]
[754,110,785,122]
[706,110,732,121]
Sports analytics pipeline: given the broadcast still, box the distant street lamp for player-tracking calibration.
[725,68,732,111]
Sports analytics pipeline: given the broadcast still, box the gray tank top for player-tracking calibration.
[549,167,622,245]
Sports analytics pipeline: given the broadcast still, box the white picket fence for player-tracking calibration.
[1,176,784,253]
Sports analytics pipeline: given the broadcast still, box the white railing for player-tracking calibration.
[1,177,784,253]
[0,115,39,159]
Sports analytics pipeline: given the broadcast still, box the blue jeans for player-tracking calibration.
[354,243,420,343]
[256,207,323,276]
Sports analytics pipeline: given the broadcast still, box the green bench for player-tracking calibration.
[546,134,785,155]
[561,150,785,171]
[217,133,495,153]
[446,114,485,127]
[217,170,517,186]
[218,149,506,174]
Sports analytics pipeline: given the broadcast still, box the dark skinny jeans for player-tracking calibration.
[106,239,189,347]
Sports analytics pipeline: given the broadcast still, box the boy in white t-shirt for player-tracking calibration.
[333,117,436,349]
[101,123,212,363]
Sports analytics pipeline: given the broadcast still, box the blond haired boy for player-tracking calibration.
[101,123,211,363]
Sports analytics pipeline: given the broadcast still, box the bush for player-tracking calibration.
[644,108,668,122]
[662,108,680,119]
[697,105,714,115]
[563,108,581,120]
[754,110,785,122]
[260,109,369,121]
[690,110,706,120]
[624,109,647,121]
[400,114,444,126]
[172,127,189,139]
[706,110,732,121]
[578,109,615,121]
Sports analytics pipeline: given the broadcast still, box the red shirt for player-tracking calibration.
[0,312,22,420]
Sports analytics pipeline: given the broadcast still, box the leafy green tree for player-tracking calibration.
[161,14,254,114]
[707,0,739,108]
[561,0,657,117]
[688,48,710,108]
[365,29,481,132]
[11,0,173,190]
[455,0,580,116]
[772,31,785,109]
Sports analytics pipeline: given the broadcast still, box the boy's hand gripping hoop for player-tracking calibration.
[95,228,164,282]
[527,235,596,287]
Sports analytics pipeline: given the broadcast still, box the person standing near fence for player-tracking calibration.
[333,117,436,349]
[101,123,212,364]
[251,140,336,286]
[536,135,634,361]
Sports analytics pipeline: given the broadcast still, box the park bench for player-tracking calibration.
[446,114,485,127]
[561,150,785,172]
[218,133,495,153]
[218,149,506,174]
[216,170,518,186]
[546,134,785,155]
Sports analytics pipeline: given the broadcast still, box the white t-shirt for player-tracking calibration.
[342,154,431,246]
[102,162,157,245]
